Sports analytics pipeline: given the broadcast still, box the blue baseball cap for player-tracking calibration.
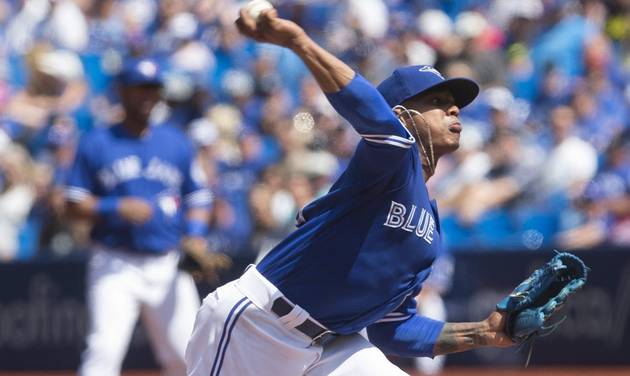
[117,57,163,86]
[377,65,479,109]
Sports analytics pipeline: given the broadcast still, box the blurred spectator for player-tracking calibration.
[164,12,216,79]
[162,70,209,127]
[3,45,87,141]
[557,134,630,249]
[45,0,89,52]
[571,78,625,153]
[455,11,506,86]
[251,164,294,262]
[2,0,630,262]
[35,115,90,257]
[347,0,389,39]
[537,105,597,197]
[0,143,36,260]
[5,0,51,54]
[433,83,544,250]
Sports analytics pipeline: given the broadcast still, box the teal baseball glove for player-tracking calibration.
[497,252,589,344]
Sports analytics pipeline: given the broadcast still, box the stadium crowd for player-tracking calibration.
[1,0,630,262]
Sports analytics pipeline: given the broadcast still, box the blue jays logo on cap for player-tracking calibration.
[118,57,163,86]
[418,66,444,79]
[377,65,479,109]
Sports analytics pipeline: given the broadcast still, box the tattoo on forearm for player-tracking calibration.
[433,322,489,356]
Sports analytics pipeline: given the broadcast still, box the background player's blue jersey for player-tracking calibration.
[65,123,212,254]
[258,74,443,340]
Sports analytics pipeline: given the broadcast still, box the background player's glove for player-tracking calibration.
[179,237,232,284]
[496,251,588,343]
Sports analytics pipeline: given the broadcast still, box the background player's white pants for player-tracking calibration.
[414,290,446,375]
[79,248,200,376]
[185,266,408,376]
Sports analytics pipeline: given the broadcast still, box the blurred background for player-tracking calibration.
[0,0,629,374]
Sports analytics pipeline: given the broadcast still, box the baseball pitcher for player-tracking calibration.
[185,8,587,376]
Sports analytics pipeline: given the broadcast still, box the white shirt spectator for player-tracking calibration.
[540,135,598,195]
[0,183,35,260]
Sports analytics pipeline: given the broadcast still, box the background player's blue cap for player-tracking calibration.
[117,57,163,86]
[377,65,479,109]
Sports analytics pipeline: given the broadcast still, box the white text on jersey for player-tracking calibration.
[97,156,182,189]
[383,200,435,244]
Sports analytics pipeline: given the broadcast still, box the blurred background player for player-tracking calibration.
[64,57,213,376]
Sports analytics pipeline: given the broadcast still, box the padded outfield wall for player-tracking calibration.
[0,250,627,370]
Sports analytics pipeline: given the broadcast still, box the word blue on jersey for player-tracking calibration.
[257,74,445,357]
[65,123,212,254]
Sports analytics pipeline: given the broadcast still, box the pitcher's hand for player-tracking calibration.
[235,8,306,48]
[484,311,515,348]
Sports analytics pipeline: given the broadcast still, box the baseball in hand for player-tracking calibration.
[244,0,274,21]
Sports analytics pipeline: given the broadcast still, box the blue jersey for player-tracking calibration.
[65,123,212,254]
[257,74,444,349]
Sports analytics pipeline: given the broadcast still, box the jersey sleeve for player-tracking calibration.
[325,74,416,176]
[366,295,445,358]
[64,136,97,202]
[181,140,213,209]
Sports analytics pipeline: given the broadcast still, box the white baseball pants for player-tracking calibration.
[185,266,408,376]
[79,247,200,376]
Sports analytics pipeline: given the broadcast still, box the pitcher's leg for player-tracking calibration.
[186,290,222,376]
[305,333,408,376]
[186,282,320,376]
